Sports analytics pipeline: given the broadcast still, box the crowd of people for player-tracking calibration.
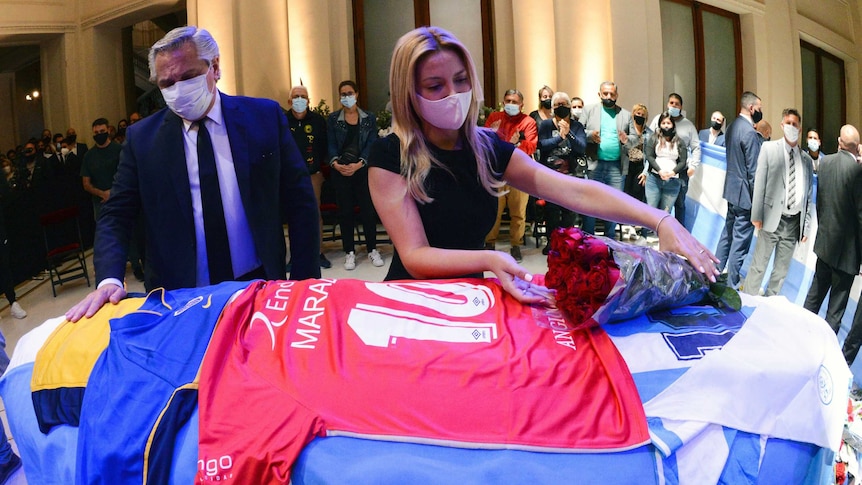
[0,25,853,358]
[0,22,856,482]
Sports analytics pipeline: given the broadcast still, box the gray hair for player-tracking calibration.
[148,26,220,82]
[503,89,523,103]
[551,91,570,106]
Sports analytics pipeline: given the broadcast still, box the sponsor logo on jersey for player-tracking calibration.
[198,454,234,482]
[818,365,833,405]
[174,295,205,316]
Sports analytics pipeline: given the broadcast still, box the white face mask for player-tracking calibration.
[416,90,473,131]
[503,103,520,116]
[340,95,357,109]
[782,124,799,144]
[571,107,583,119]
[160,68,215,121]
[807,139,820,152]
[60,147,70,157]
[292,97,308,114]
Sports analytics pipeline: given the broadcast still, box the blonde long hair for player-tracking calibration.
[389,26,503,203]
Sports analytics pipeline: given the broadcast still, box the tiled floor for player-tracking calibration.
[0,230,554,483]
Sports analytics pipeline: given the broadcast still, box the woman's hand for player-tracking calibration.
[656,216,720,282]
[333,161,363,177]
[637,173,647,186]
[485,250,550,305]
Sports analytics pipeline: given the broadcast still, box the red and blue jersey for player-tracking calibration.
[197,278,648,483]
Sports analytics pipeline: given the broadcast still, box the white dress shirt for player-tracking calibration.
[782,140,806,217]
[182,91,259,286]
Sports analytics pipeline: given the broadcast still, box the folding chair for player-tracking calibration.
[40,206,91,297]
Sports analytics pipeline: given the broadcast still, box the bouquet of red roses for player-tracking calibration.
[544,227,737,331]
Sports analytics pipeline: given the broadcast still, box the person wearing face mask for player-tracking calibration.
[743,108,813,297]
[368,26,718,301]
[528,85,554,128]
[286,85,331,270]
[80,118,122,221]
[625,104,651,224]
[648,94,701,230]
[570,97,585,122]
[65,26,320,323]
[326,80,382,271]
[804,128,824,172]
[698,111,726,147]
[537,91,587,254]
[115,119,128,144]
[803,125,862,339]
[65,128,88,159]
[14,140,53,193]
[715,91,764,290]
[483,89,538,262]
[642,112,688,242]
[579,81,633,240]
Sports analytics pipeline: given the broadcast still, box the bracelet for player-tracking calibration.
[655,213,671,234]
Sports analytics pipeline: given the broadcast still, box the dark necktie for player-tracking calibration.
[787,149,796,210]
[197,119,234,284]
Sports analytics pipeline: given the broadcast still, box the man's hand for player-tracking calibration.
[508,131,520,144]
[590,131,601,143]
[489,119,502,132]
[65,283,127,322]
[100,189,110,202]
[687,167,695,177]
[752,220,763,230]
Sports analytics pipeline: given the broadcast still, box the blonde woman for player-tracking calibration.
[367,26,717,303]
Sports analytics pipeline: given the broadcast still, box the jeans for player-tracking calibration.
[583,160,623,239]
[645,174,681,212]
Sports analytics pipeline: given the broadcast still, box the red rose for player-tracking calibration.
[545,228,620,330]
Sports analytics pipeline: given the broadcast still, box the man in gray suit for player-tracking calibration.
[803,125,862,337]
[743,108,813,296]
[715,91,763,289]
[579,81,632,240]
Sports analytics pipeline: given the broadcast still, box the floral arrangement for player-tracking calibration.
[376,109,392,131]
[544,227,740,330]
[311,99,330,117]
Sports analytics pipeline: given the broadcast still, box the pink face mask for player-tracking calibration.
[416,90,473,130]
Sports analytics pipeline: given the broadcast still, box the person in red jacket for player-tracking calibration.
[482,89,538,262]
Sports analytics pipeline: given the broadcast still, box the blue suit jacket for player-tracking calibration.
[95,93,321,290]
[698,128,725,147]
[722,115,762,210]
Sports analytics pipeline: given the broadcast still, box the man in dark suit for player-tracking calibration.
[698,111,726,147]
[67,26,320,322]
[714,91,763,289]
[743,108,814,296]
[803,125,862,343]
